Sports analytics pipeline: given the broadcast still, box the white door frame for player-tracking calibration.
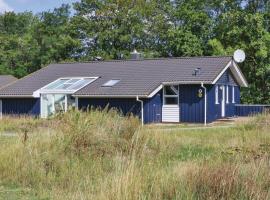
[221,85,226,117]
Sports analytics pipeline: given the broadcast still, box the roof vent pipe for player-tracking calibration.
[131,49,143,60]
[192,68,201,76]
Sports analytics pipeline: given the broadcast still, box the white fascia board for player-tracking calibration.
[147,81,212,98]
[162,81,212,85]
[212,61,232,84]
[148,85,163,98]
[73,95,148,98]
[232,61,248,87]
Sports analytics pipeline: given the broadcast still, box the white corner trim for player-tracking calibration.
[212,61,232,84]
[147,84,163,98]
[232,61,248,87]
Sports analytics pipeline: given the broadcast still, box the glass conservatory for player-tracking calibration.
[37,77,98,118]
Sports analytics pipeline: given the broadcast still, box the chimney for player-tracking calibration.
[131,49,143,60]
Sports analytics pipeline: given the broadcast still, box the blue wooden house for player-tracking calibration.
[0,56,249,124]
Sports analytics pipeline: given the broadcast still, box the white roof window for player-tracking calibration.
[102,79,120,87]
[39,77,98,94]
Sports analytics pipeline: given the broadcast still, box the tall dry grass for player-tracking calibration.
[0,111,269,199]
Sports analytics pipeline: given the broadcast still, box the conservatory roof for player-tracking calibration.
[34,77,98,96]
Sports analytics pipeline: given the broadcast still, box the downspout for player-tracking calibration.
[201,83,207,126]
[136,96,144,126]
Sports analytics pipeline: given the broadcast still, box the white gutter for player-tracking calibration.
[136,96,144,126]
[73,95,148,98]
[201,83,207,126]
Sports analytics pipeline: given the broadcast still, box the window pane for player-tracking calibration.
[103,80,120,87]
[215,86,219,104]
[43,79,67,90]
[67,95,76,109]
[164,85,178,95]
[68,79,94,90]
[41,94,54,118]
[55,83,73,89]
[54,94,66,113]
[232,86,235,103]
[164,97,178,105]
[65,79,80,84]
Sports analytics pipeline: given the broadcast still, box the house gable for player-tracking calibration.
[216,69,238,85]
[212,61,248,87]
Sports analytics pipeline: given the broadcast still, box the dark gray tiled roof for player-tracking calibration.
[0,75,17,89]
[0,56,232,97]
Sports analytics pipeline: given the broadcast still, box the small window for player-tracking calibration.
[102,80,120,87]
[163,85,179,105]
[226,86,229,104]
[215,86,219,104]
[164,97,178,105]
[164,85,178,95]
[232,86,235,103]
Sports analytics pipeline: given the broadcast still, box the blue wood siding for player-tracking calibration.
[78,98,141,115]
[235,105,270,116]
[216,69,238,85]
[143,90,162,123]
[179,85,205,123]
[78,91,162,124]
[2,98,40,116]
[207,85,240,122]
[207,68,241,122]
[207,85,217,122]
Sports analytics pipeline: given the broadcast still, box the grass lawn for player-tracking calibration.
[0,111,269,199]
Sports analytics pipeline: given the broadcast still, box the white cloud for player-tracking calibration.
[0,0,13,13]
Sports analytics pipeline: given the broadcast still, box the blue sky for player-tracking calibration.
[0,0,79,13]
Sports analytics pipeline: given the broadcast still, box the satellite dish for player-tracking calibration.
[233,49,246,63]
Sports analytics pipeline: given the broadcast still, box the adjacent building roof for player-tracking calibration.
[0,75,17,89]
[0,56,247,98]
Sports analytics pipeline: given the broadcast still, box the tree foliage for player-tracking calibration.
[0,0,269,103]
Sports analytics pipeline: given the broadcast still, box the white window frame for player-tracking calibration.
[232,86,235,103]
[163,85,179,106]
[226,85,229,104]
[215,85,219,104]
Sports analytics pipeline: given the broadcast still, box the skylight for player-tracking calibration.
[102,80,120,87]
[40,77,98,94]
